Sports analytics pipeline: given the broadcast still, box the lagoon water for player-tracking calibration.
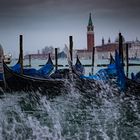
[0,58,140,140]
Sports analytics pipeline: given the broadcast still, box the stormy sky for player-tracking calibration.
[0,0,140,57]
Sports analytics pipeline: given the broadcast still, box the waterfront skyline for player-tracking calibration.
[0,0,140,57]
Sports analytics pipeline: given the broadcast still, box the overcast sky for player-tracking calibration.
[0,0,140,57]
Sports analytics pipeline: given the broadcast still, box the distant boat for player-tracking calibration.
[4,54,12,64]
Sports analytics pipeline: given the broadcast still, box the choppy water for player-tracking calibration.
[1,58,140,140]
[0,79,140,140]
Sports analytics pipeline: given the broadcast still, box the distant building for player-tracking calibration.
[95,35,126,59]
[95,36,140,60]
[58,51,67,58]
[76,13,94,59]
[24,53,54,60]
[96,38,119,59]
[126,38,140,59]
[75,50,92,59]
[42,46,54,54]
[24,46,56,60]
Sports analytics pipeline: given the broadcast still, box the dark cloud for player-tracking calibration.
[0,0,140,19]
[0,0,140,13]
[0,0,46,8]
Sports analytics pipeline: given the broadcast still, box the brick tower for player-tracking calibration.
[87,13,94,51]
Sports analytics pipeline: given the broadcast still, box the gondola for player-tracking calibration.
[2,62,65,95]
[2,59,98,94]
[1,55,86,91]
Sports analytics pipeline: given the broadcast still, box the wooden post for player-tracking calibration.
[91,47,95,75]
[55,48,58,71]
[0,46,7,88]
[69,36,73,66]
[19,35,23,74]
[29,54,31,67]
[119,33,124,64]
[126,43,129,77]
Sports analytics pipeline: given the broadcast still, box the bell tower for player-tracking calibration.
[87,13,94,51]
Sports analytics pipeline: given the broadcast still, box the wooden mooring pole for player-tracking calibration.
[119,32,124,64]
[19,35,23,74]
[69,36,73,66]
[29,54,31,67]
[91,46,95,75]
[126,43,129,77]
[55,48,58,71]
